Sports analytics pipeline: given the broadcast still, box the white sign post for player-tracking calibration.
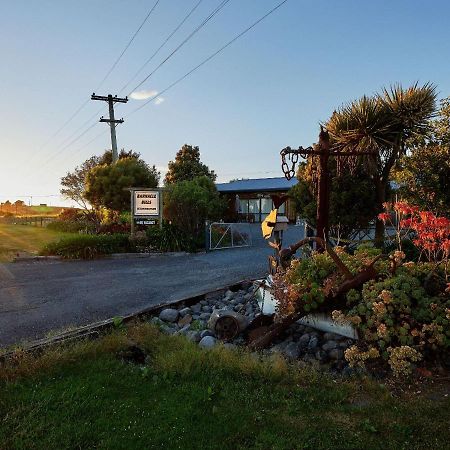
[129,188,163,236]
[134,191,160,216]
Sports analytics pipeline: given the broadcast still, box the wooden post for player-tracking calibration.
[315,127,331,252]
[130,190,135,238]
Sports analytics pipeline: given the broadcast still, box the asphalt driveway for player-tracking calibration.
[0,224,305,347]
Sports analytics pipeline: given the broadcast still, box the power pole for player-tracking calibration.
[91,93,128,162]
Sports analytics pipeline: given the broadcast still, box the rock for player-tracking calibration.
[233,305,242,312]
[328,348,344,360]
[199,336,216,349]
[176,324,191,335]
[200,329,215,339]
[186,330,201,343]
[243,292,253,301]
[192,314,200,320]
[322,340,338,351]
[201,305,212,313]
[191,303,202,314]
[178,314,193,327]
[150,317,163,326]
[224,290,234,300]
[323,332,340,341]
[200,300,208,306]
[315,349,327,362]
[178,307,192,317]
[298,333,310,346]
[161,325,178,335]
[199,312,211,321]
[283,342,300,359]
[159,308,179,323]
[307,336,319,351]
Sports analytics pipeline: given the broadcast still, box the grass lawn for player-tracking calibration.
[0,323,448,450]
[0,223,71,262]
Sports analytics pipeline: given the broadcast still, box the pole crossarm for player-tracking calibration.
[90,93,129,162]
[91,93,129,103]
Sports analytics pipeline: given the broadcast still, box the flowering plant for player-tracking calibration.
[379,202,450,265]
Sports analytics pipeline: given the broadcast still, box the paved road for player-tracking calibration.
[0,225,305,347]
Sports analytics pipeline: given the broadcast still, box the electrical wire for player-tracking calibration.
[129,0,231,95]
[28,1,161,166]
[97,0,161,90]
[32,0,228,172]
[119,0,203,95]
[127,0,289,117]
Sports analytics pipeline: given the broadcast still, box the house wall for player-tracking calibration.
[220,191,296,223]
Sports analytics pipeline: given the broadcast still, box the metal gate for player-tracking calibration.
[209,222,252,250]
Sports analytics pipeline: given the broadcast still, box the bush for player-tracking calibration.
[146,223,198,252]
[274,246,450,376]
[46,220,93,233]
[164,176,225,239]
[41,234,134,259]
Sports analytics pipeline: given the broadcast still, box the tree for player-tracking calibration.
[61,149,143,215]
[85,157,159,211]
[99,149,141,165]
[164,144,216,185]
[164,176,224,236]
[60,155,101,212]
[326,83,437,245]
[393,96,450,216]
[290,160,378,240]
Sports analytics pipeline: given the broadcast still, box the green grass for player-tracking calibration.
[0,324,448,450]
[0,223,72,262]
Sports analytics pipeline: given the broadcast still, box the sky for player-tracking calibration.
[1,0,450,206]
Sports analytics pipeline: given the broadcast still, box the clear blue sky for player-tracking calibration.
[1,0,449,206]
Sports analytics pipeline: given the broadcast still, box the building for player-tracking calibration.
[216,177,298,223]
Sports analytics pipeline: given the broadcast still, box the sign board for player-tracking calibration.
[134,190,159,217]
[136,219,156,225]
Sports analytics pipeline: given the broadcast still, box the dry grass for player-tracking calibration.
[0,223,71,261]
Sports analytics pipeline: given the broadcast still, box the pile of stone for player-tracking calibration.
[150,282,259,349]
[150,281,356,371]
[267,322,356,371]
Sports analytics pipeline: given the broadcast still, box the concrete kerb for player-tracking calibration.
[0,277,257,362]
[12,252,190,263]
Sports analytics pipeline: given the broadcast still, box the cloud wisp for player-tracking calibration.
[130,89,158,100]
[154,97,165,105]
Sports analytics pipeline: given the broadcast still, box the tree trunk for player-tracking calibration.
[374,179,386,248]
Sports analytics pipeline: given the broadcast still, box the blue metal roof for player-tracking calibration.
[216,177,298,193]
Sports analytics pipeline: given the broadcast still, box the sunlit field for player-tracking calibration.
[0,224,70,262]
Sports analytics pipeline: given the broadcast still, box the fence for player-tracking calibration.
[209,222,253,250]
[0,216,55,227]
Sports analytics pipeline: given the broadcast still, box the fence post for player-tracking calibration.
[205,221,210,252]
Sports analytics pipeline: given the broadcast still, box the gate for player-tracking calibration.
[209,222,252,250]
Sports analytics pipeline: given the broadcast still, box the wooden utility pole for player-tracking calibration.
[91,93,128,162]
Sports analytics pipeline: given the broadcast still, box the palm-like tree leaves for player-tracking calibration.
[326,83,437,154]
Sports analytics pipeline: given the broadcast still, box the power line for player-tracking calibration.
[37,0,230,171]
[98,0,161,90]
[29,1,161,166]
[119,0,203,95]
[129,0,231,95]
[127,0,289,117]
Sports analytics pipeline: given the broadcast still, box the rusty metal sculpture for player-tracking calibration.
[247,237,384,350]
[280,126,376,249]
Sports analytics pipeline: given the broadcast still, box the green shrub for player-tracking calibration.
[146,223,198,252]
[275,246,450,375]
[46,220,93,233]
[164,176,225,239]
[41,234,134,259]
